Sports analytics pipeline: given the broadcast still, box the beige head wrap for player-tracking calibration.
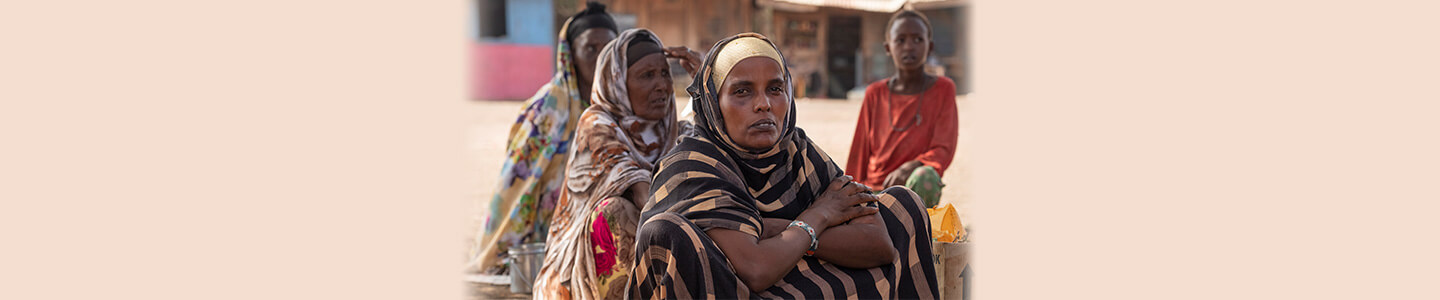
[711,36,785,87]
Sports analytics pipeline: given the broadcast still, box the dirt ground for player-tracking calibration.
[463,95,971,298]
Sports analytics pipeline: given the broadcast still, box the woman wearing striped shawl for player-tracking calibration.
[630,33,938,299]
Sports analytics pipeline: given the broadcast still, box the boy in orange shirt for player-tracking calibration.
[846,9,958,207]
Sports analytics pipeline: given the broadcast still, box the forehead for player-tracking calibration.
[628,53,668,69]
[888,17,928,35]
[722,57,784,86]
[576,28,616,43]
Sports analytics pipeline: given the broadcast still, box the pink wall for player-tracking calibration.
[472,43,554,100]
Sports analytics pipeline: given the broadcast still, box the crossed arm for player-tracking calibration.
[707,210,897,293]
[760,214,897,269]
[703,175,898,293]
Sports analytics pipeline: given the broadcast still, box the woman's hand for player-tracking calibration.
[665,46,703,75]
[624,181,652,210]
[802,175,880,228]
[882,160,926,188]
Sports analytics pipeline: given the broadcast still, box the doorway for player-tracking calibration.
[824,15,861,99]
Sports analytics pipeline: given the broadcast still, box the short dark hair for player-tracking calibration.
[886,9,933,39]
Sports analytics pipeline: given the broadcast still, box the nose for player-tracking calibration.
[657,73,673,94]
[754,94,773,112]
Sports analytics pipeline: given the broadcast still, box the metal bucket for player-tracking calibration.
[506,242,546,294]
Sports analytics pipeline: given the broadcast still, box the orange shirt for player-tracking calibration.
[846,76,959,187]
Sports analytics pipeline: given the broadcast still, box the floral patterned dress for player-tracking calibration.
[469,22,590,275]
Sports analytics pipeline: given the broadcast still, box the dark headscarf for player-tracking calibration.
[625,35,663,67]
[641,33,843,238]
[565,2,619,47]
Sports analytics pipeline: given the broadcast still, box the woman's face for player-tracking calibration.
[625,53,673,120]
[573,28,617,86]
[718,57,790,151]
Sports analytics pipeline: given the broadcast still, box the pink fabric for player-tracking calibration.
[472,42,554,100]
[590,209,617,276]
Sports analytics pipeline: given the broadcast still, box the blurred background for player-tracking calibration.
[471,0,971,100]
[467,1,972,297]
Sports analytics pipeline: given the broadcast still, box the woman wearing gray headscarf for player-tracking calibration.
[531,28,699,300]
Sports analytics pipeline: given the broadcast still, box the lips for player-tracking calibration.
[648,97,668,109]
[750,118,777,131]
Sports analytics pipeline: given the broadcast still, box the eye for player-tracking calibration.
[733,87,751,96]
[767,86,783,94]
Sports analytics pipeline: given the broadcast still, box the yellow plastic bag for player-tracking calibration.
[926,203,965,243]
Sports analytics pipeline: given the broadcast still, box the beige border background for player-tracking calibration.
[4,0,1438,299]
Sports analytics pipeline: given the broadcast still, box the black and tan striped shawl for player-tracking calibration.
[641,129,841,238]
[632,33,938,299]
[640,32,843,238]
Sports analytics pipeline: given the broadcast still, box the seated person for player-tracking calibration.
[531,28,698,299]
[470,1,618,275]
[846,9,959,207]
[630,33,938,299]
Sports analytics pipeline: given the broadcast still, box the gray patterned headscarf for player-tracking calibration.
[587,28,680,163]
